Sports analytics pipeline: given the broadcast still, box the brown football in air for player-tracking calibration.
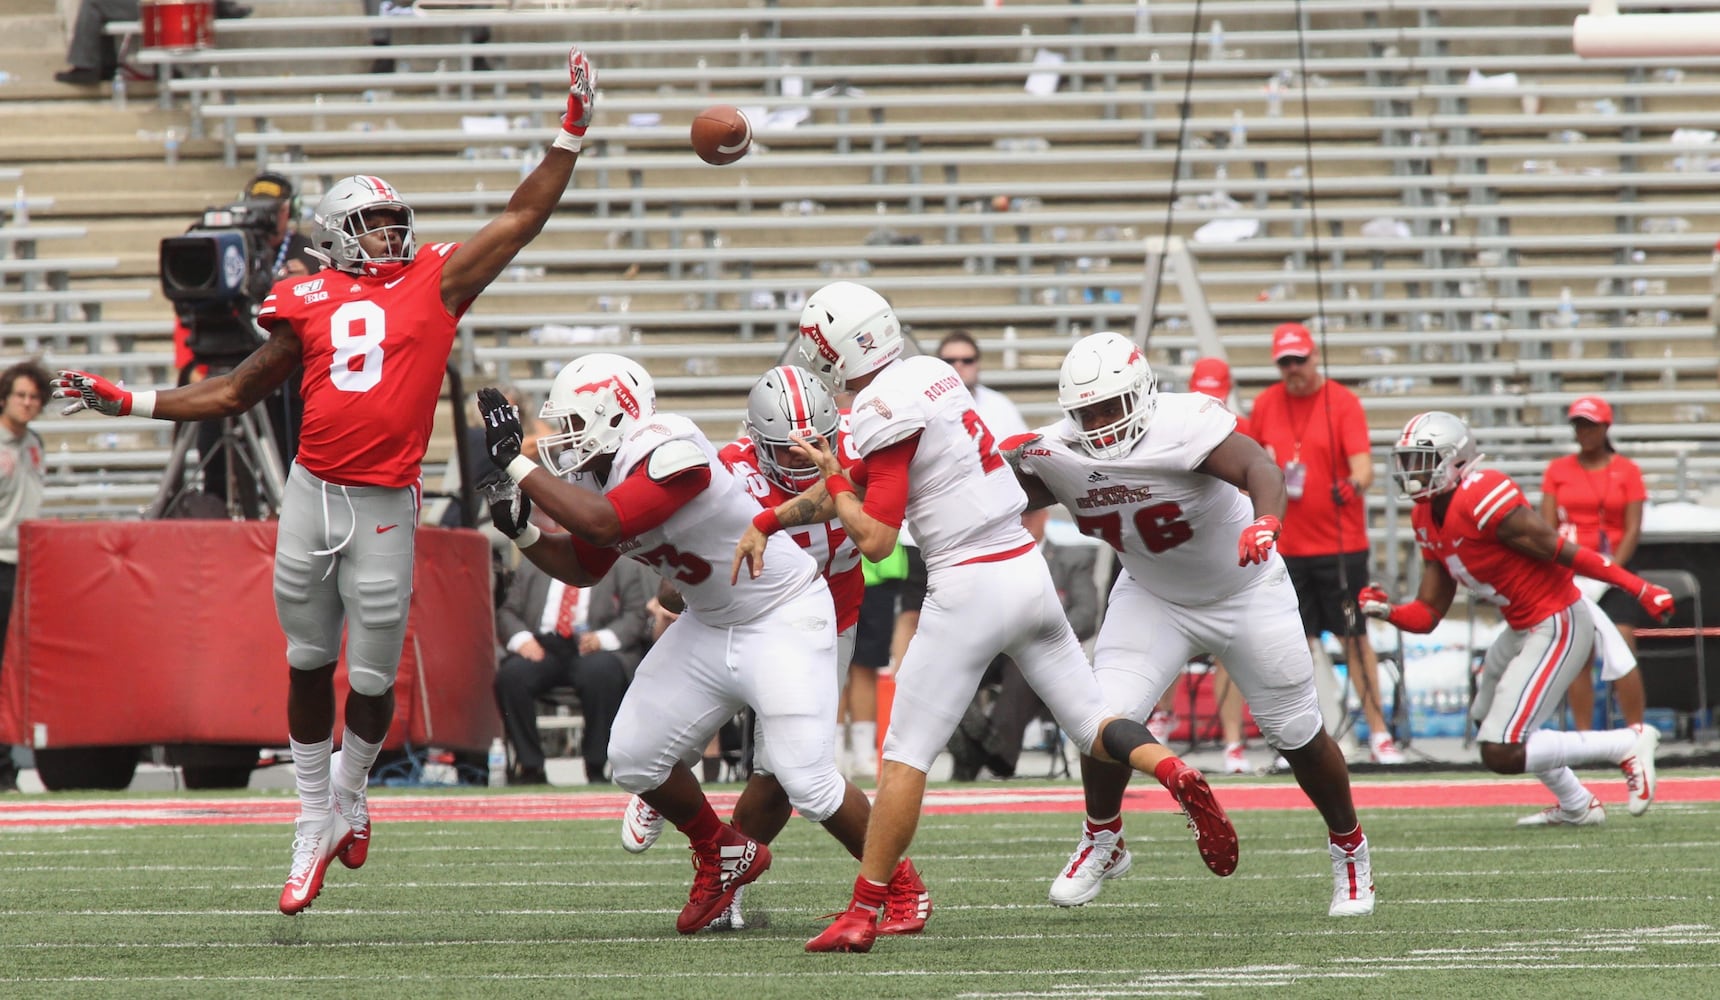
[690,105,753,165]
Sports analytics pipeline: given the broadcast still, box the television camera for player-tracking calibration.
[158,198,286,368]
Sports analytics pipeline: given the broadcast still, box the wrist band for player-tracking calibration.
[515,523,542,549]
[130,390,156,419]
[826,474,855,498]
[752,508,782,535]
[553,129,584,153]
[506,454,538,485]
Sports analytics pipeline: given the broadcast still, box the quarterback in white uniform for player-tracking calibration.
[734,282,1239,954]
[1011,332,1374,918]
[476,354,876,937]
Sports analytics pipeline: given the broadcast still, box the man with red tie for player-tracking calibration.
[493,548,657,785]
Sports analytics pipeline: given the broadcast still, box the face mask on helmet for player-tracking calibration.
[795,281,904,391]
[1391,411,1480,501]
[1058,332,1156,460]
[306,175,417,277]
[745,365,838,492]
[537,355,656,475]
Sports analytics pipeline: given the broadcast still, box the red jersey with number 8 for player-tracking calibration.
[257,241,467,488]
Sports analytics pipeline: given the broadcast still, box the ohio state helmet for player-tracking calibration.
[537,354,656,474]
[745,365,839,492]
[1057,331,1156,460]
[1392,410,1481,501]
[306,175,416,277]
[795,281,904,391]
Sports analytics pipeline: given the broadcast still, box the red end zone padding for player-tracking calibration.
[0,520,499,753]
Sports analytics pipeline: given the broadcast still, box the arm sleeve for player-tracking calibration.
[857,435,917,530]
[606,462,713,538]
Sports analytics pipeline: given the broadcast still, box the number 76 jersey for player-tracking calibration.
[1018,392,1265,606]
[259,242,466,489]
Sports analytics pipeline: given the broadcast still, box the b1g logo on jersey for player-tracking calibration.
[293,277,328,304]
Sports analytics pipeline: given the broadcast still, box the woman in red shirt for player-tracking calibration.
[1539,396,1648,730]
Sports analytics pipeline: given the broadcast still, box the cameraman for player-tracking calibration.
[172,172,318,517]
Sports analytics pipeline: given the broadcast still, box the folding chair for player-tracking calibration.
[1633,569,1711,741]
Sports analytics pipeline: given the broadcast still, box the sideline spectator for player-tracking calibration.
[1359,410,1668,827]
[492,549,655,785]
[54,0,251,85]
[1540,396,1649,730]
[1247,323,1402,764]
[0,362,48,793]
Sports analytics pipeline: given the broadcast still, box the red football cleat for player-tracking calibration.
[806,904,880,953]
[676,827,770,934]
[1168,763,1239,877]
[876,859,931,935]
[333,780,369,870]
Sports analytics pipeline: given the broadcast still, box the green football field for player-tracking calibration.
[2,777,1718,999]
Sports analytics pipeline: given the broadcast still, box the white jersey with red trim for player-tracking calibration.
[569,413,820,628]
[259,241,466,488]
[848,355,1031,570]
[720,420,864,631]
[1019,391,1261,605]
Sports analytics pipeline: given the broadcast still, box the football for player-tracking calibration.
[690,105,753,166]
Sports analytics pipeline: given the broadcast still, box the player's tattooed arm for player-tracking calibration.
[148,322,302,421]
[776,481,839,528]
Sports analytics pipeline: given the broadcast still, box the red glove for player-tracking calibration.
[1637,582,1674,623]
[562,47,597,136]
[1356,584,1394,621]
[51,369,133,417]
[1237,514,1281,566]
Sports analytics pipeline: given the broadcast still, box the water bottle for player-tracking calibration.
[487,737,507,787]
[1229,109,1247,151]
[163,129,180,167]
[111,69,127,111]
[312,93,326,131]
[1557,286,1576,328]
[11,186,27,226]
[1661,346,1677,389]
[1208,19,1225,61]
[1265,75,1283,118]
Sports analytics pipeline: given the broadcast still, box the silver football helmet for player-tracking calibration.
[306,175,416,277]
[1392,410,1481,501]
[745,365,839,492]
[795,280,904,391]
[1057,331,1157,460]
[537,354,656,474]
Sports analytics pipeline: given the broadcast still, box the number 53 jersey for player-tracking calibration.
[259,242,467,489]
[1018,391,1267,606]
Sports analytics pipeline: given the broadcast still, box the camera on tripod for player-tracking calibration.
[159,199,283,367]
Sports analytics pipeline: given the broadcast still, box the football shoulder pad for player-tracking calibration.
[645,439,707,482]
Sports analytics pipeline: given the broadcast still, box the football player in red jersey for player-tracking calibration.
[51,46,599,916]
[1358,411,1673,827]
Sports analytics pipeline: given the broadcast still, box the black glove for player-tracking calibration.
[479,470,533,540]
[1331,478,1362,507]
[477,387,523,470]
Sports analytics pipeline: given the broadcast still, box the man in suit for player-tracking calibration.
[494,551,656,785]
[948,526,1101,779]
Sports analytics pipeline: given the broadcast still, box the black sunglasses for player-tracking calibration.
[940,355,979,365]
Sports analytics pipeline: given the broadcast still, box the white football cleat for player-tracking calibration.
[1048,826,1132,907]
[1369,732,1405,765]
[1328,838,1375,917]
[620,794,665,854]
[1222,743,1249,775]
[1621,724,1659,817]
[705,882,747,931]
[279,812,354,915]
[1516,797,1607,827]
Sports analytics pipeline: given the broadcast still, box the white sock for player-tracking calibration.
[1523,728,1638,772]
[335,729,382,793]
[850,721,876,758]
[291,737,333,819]
[1535,766,1593,813]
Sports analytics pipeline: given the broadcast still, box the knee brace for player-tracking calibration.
[1100,717,1157,763]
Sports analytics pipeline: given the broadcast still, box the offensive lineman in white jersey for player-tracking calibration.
[1010,332,1374,918]
[475,354,876,936]
[733,282,1239,953]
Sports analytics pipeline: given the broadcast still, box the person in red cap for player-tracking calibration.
[1246,323,1403,765]
[1540,395,1650,737]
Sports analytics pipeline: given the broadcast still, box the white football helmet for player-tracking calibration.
[306,175,416,277]
[1057,331,1156,460]
[745,365,839,492]
[537,354,656,474]
[795,281,904,391]
[1392,411,1481,501]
